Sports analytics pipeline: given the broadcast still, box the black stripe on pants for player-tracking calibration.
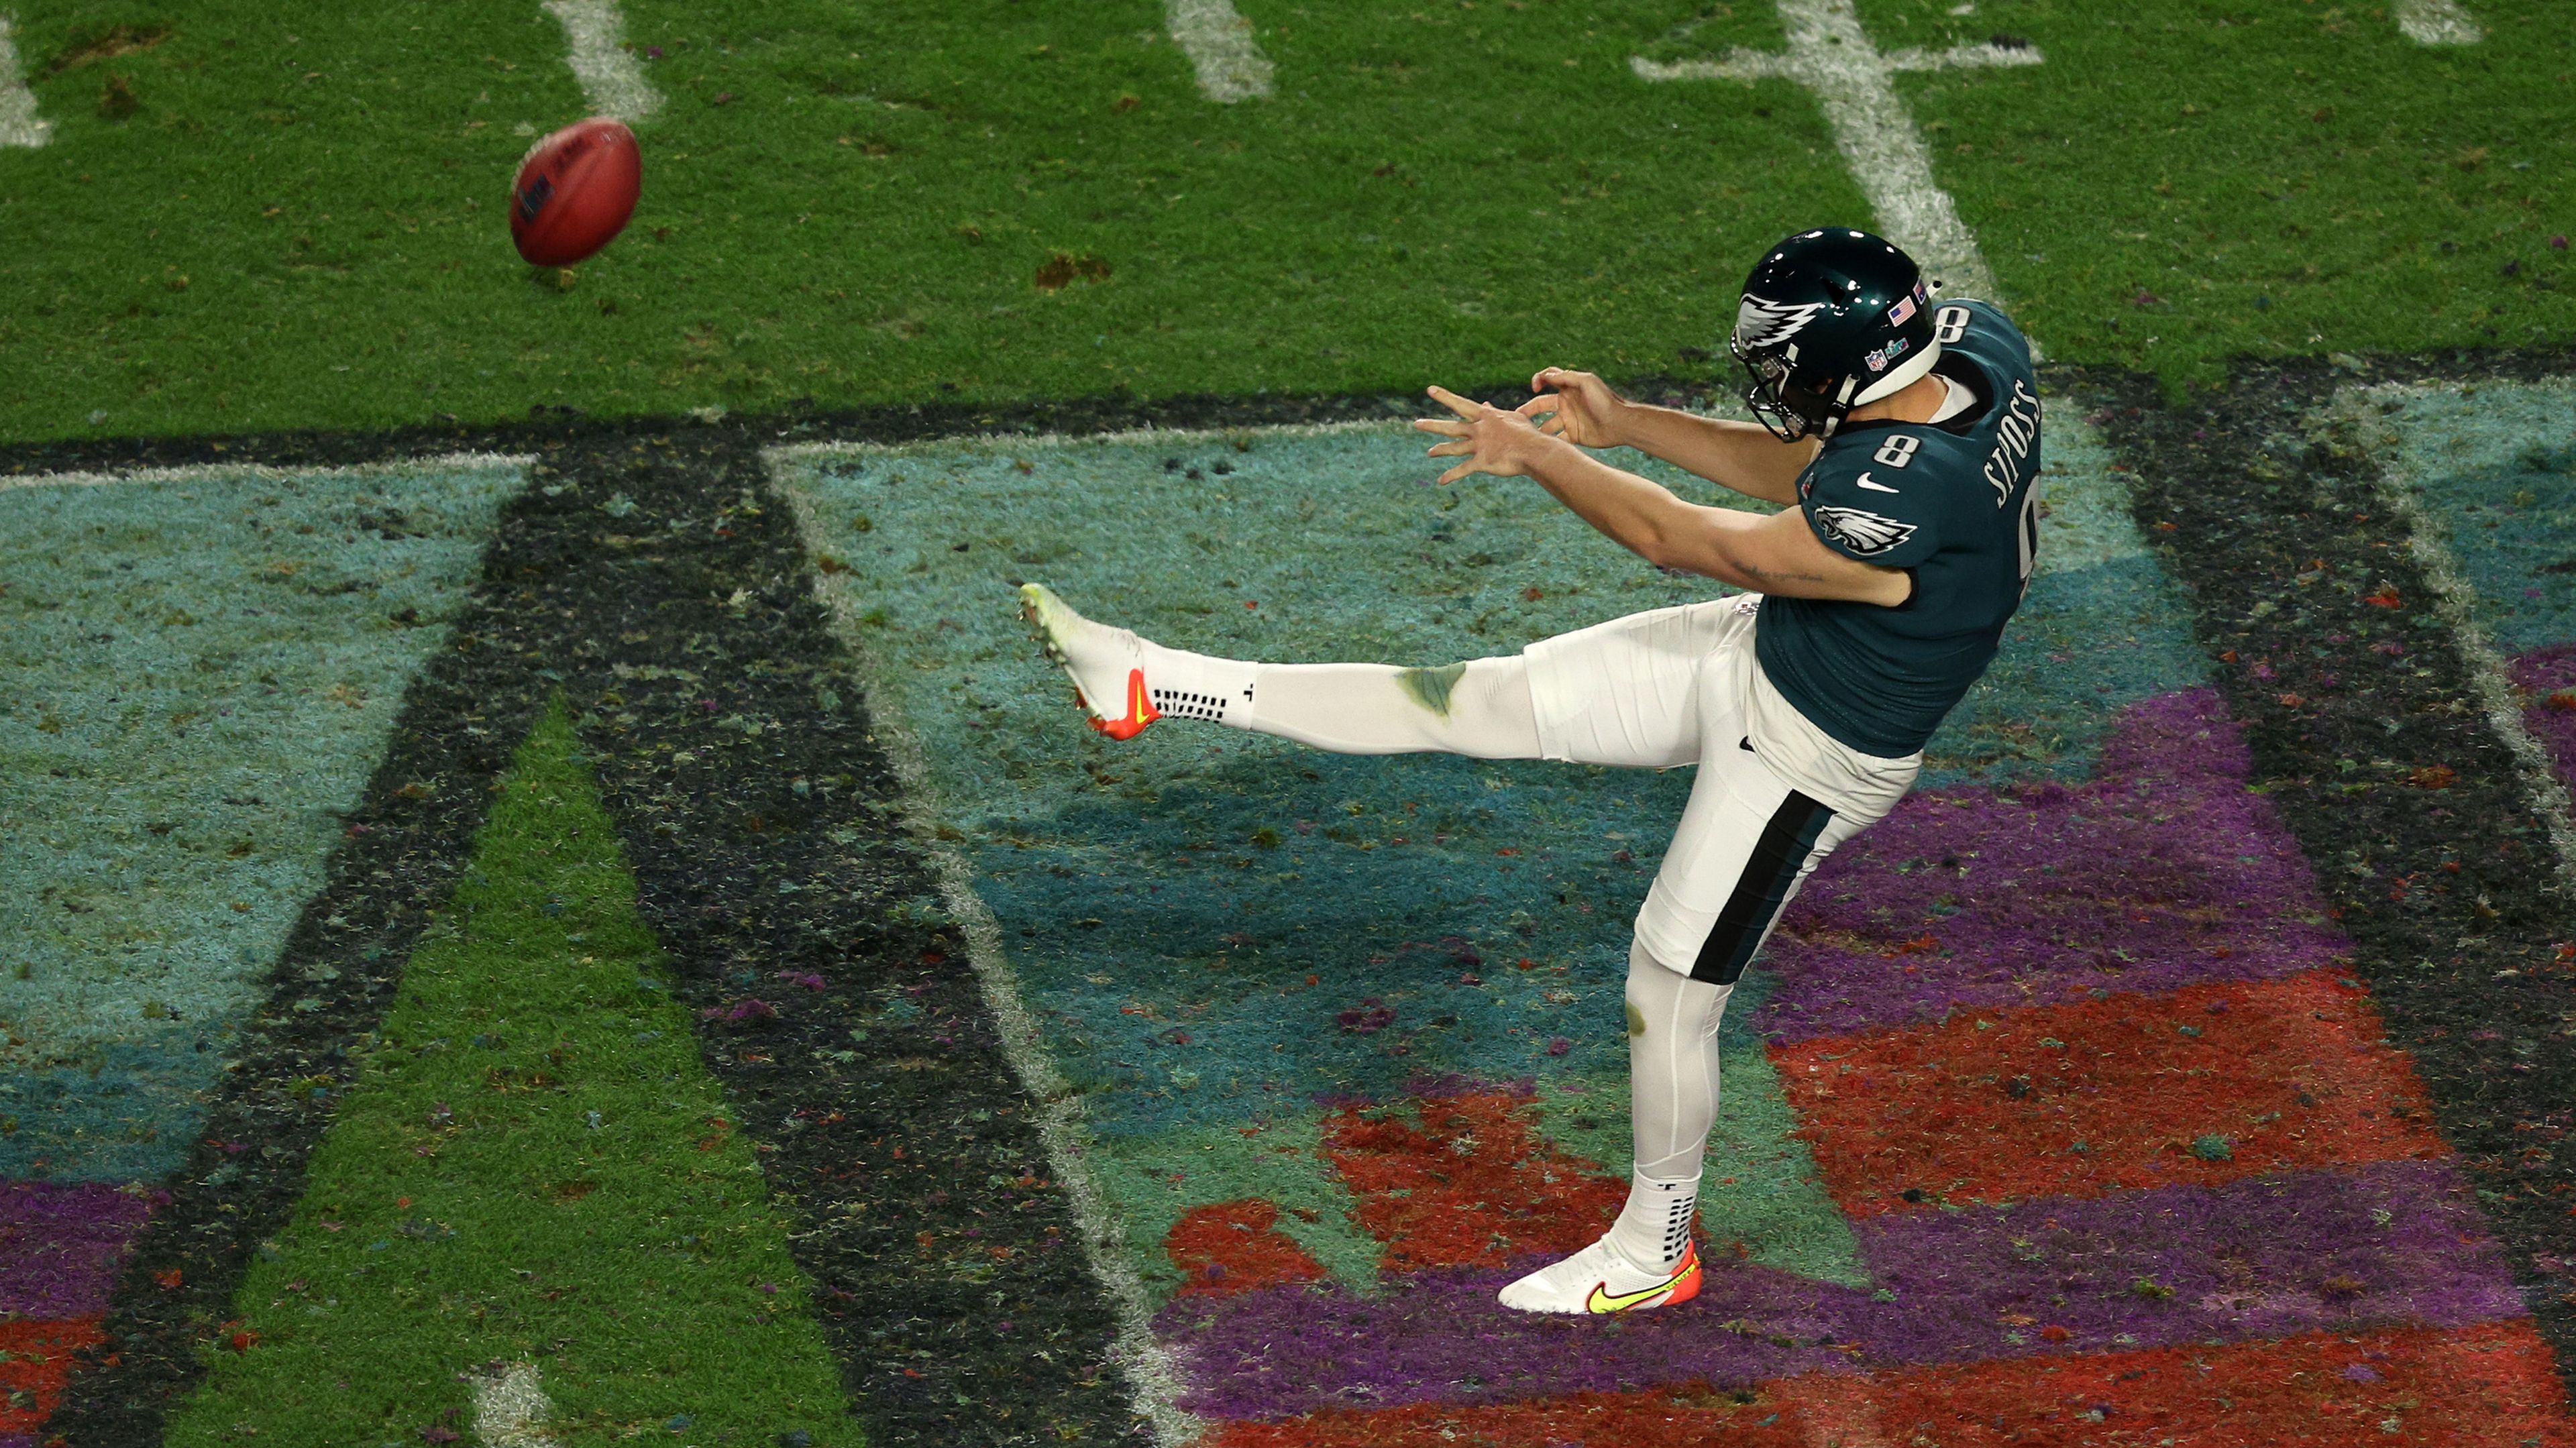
[1688,789,1835,986]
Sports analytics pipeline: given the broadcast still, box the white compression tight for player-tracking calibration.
[1241,657,1542,759]
[1609,941,1733,1270]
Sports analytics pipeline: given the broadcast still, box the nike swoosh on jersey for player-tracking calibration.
[1856,472,1900,494]
[1582,1251,1700,1313]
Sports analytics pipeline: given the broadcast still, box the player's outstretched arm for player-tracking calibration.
[1415,386,1907,606]
[1521,367,1816,508]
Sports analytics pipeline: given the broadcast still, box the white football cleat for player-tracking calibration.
[1496,1235,1701,1315]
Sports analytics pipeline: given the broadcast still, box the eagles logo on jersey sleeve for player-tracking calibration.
[1796,454,1942,569]
[1811,506,1917,557]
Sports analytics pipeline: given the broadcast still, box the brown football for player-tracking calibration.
[509,117,641,267]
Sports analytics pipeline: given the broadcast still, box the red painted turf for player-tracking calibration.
[1164,1199,1328,1296]
[1774,970,2446,1213]
[0,1319,103,1437]
[1199,1321,2573,1447]
[1322,1090,1626,1272]
[1198,1382,1811,1448]
[1860,1319,2573,1446]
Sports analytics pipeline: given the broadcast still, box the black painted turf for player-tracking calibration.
[13,355,2574,1439]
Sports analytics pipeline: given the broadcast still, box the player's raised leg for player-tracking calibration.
[1018,583,1541,757]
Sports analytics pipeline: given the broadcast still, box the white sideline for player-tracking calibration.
[470,1363,559,1448]
[1167,0,1273,103]
[766,447,1203,1448]
[1632,0,2035,309]
[0,14,50,150]
[542,0,662,123]
[2396,0,2483,45]
[0,451,536,496]
[2337,382,2576,898]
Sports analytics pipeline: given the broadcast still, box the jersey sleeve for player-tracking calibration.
[1796,447,1944,569]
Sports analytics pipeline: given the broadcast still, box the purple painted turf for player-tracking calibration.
[1759,689,2349,1042]
[2512,645,2576,792]
[1158,1160,2522,1421]
[0,1180,154,1319]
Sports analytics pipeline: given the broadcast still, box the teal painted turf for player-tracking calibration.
[780,410,2200,1296]
[0,457,520,1180]
[2369,376,2576,655]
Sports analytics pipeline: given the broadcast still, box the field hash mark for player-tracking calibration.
[1633,0,2040,309]
[1168,0,1273,102]
[2396,0,2483,44]
[543,0,661,122]
[0,14,50,149]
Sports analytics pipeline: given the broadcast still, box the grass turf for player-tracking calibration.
[164,700,853,1448]
[1,0,2568,441]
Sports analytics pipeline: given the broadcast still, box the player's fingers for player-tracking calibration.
[1437,461,1474,486]
[1517,392,1560,416]
[1411,418,1469,438]
[1424,439,1472,458]
[1425,384,1482,419]
[1539,416,1566,437]
[1529,366,1563,393]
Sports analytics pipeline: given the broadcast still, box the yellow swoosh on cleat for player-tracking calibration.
[1582,1253,1698,1313]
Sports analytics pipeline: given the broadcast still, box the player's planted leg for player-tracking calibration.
[1019,583,1541,757]
[1497,942,1726,1313]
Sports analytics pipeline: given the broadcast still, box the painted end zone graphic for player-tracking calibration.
[0,457,520,1443]
[775,408,2564,1435]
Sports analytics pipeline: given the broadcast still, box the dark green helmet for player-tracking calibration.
[1729,228,1940,443]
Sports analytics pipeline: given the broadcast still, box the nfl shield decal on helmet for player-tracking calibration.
[1812,504,1918,557]
[1734,294,1827,351]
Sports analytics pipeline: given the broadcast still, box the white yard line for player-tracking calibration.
[1167,0,1273,103]
[2395,0,2483,45]
[2338,383,2576,897]
[0,451,536,495]
[470,1363,559,1448]
[766,446,1203,1448]
[541,0,661,122]
[0,14,52,150]
[1633,0,2039,307]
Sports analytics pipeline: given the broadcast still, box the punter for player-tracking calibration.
[1019,227,2041,1314]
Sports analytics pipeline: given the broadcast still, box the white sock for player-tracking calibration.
[1607,1170,1702,1274]
[1136,643,1260,727]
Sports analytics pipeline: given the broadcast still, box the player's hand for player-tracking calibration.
[1521,368,1627,449]
[1414,385,1552,485]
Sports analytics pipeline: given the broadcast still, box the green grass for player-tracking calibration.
[1866,0,2576,387]
[167,701,854,1448]
[11,0,2562,443]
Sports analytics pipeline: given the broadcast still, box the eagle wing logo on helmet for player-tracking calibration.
[1812,505,1918,557]
[1734,295,1826,351]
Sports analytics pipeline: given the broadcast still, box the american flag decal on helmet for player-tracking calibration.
[1886,284,1924,328]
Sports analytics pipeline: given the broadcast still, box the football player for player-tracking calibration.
[1021,227,2041,1314]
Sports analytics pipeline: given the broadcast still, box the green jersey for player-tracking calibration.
[1754,300,2042,758]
